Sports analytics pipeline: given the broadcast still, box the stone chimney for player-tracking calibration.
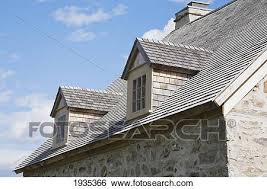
[174,1,212,29]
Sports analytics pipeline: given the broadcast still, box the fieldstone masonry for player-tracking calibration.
[226,75,267,176]
[26,113,228,177]
[24,76,267,177]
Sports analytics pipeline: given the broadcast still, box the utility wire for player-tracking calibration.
[15,16,105,72]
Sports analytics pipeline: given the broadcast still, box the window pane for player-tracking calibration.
[142,86,145,98]
[53,124,57,137]
[55,115,66,144]
[132,79,137,112]
[60,125,65,140]
[56,126,63,144]
[142,97,145,109]
[142,75,146,109]
[137,77,141,88]
[142,75,146,86]
[132,90,136,103]
[132,75,146,113]
[137,87,141,100]
[133,79,137,91]
[55,126,60,143]
[137,100,141,111]
[132,101,136,112]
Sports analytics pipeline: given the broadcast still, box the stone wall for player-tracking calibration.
[25,110,228,177]
[225,75,267,176]
[152,69,190,110]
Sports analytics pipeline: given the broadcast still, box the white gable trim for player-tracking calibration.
[221,60,267,115]
[214,48,267,108]
[121,39,151,80]
[50,88,67,117]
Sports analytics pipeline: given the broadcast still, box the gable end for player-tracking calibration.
[121,39,151,80]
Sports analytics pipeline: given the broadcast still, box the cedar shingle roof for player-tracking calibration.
[106,78,127,94]
[60,86,122,113]
[50,78,127,117]
[138,38,212,71]
[15,79,127,171]
[15,0,267,173]
[121,38,212,79]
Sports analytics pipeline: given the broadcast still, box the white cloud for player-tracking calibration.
[0,68,14,92]
[67,29,96,42]
[35,0,51,3]
[0,69,15,89]
[112,4,128,16]
[0,51,20,62]
[0,94,53,140]
[53,6,110,27]
[8,53,20,62]
[169,0,188,2]
[0,149,31,170]
[52,4,128,27]
[0,69,15,81]
[169,0,213,3]
[142,18,175,40]
[0,93,52,176]
[0,33,7,38]
[0,90,12,104]
[0,67,53,175]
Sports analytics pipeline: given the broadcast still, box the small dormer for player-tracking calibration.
[122,38,212,120]
[50,83,124,148]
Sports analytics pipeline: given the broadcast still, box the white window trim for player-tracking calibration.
[53,114,68,148]
[132,75,146,113]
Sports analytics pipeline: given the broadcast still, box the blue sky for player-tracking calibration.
[0,0,229,176]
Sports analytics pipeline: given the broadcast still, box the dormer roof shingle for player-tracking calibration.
[138,38,212,71]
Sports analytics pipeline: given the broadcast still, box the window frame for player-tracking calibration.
[54,114,67,146]
[132,74,146,112]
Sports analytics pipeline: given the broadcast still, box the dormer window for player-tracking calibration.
[53,114,67,147]
[132,75,146,112]
[122,38,210,120]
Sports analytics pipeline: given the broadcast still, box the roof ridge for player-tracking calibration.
[137,37,213,53]
[60,86,123,96]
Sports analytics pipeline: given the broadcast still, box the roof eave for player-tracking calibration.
[151,63,200,75]
[68,107,108,115]
[121,39,139,80]
[214,47,267,106]
[15,101,219,174]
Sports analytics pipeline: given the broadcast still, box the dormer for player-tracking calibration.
[122,38,212,120]
[50,84,124,148]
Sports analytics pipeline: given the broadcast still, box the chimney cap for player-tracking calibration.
[174,0,212,29]
[187,1,210,9]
